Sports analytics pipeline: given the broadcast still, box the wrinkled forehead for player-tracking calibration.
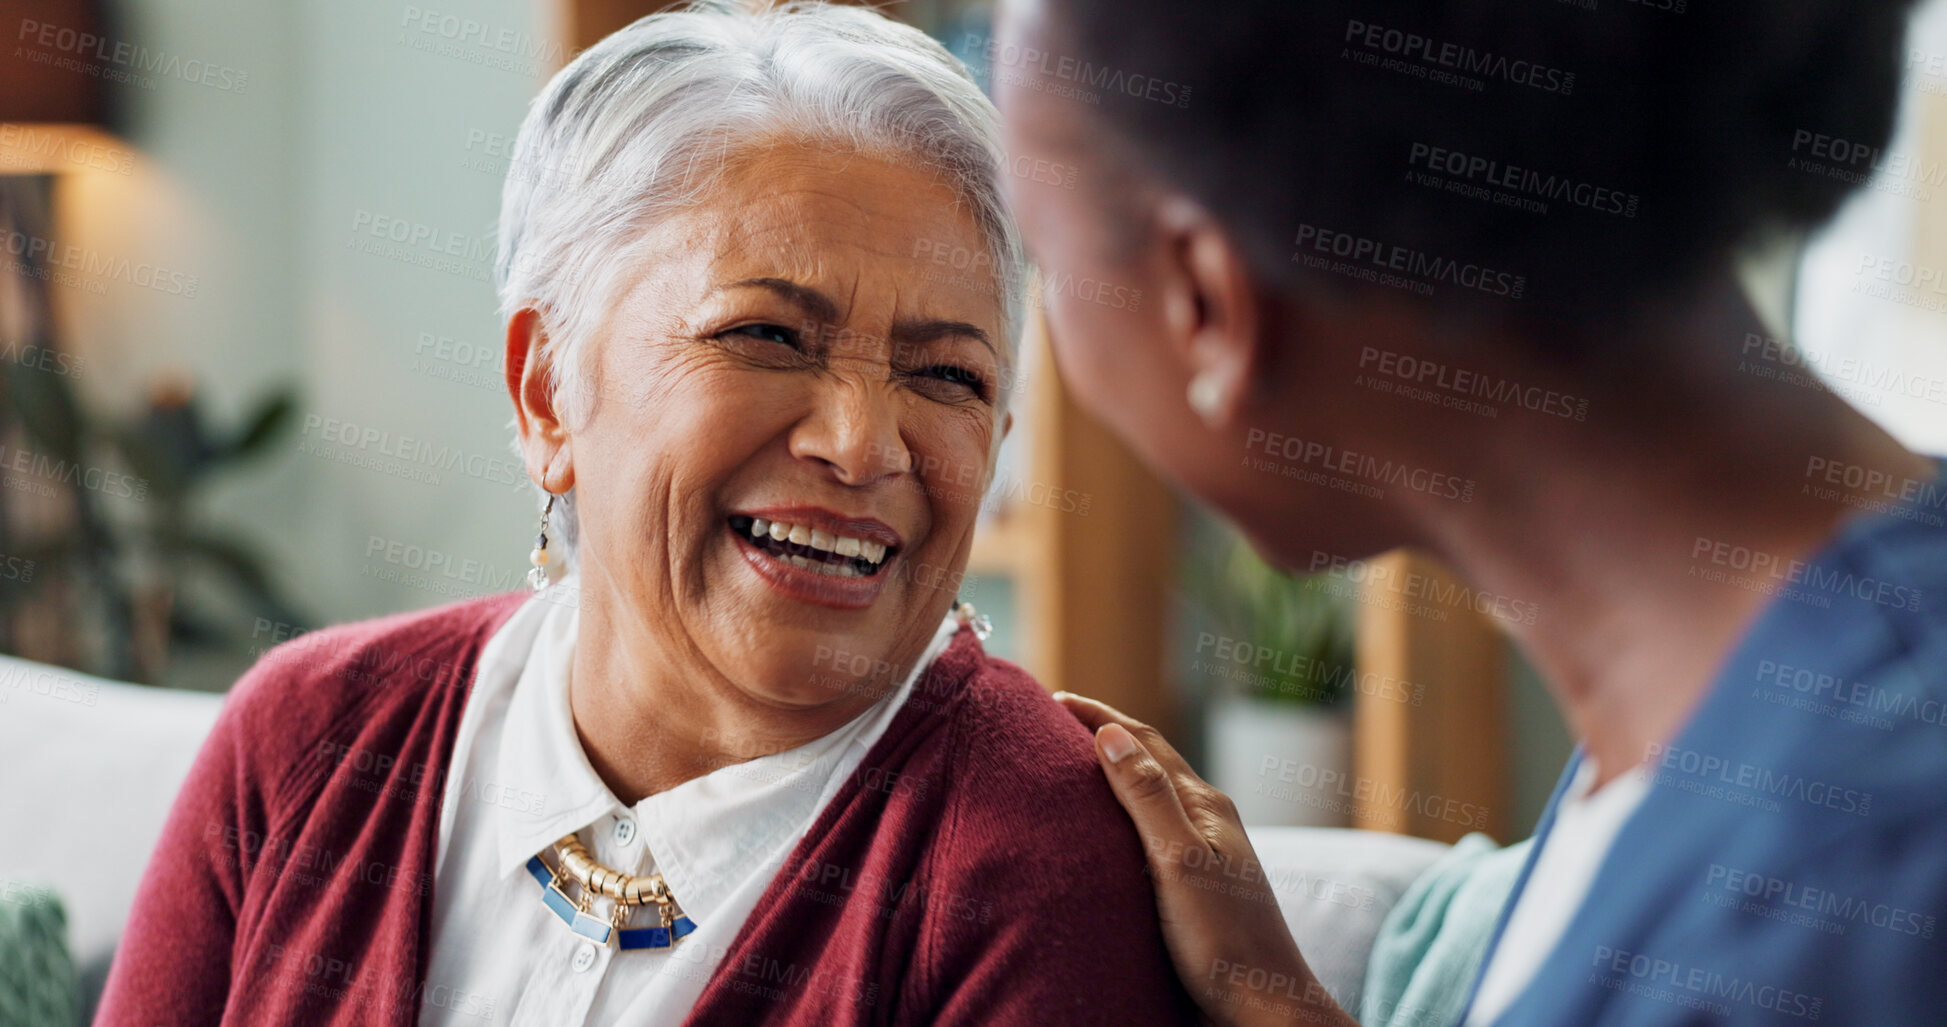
[667,147,1008,336]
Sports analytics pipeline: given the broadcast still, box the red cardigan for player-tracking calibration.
[96,594,1196,1025]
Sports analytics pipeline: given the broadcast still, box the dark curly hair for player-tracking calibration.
[1038,0,1919,317]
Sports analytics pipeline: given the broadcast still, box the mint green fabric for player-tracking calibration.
[1359,833,1532,1027]
[0,882,77,1027]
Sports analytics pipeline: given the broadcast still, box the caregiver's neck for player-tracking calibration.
[1319,276,1926,790]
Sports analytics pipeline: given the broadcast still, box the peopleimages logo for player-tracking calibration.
[966,35,1192,109]
[1245,427,1477,503]
[298,415,524,489]
[1406,143,1638,218]
[1690,535,1924,611]
[14,18,249,92]
[1357,347,1588,420]
[1343,20,1574,95]
[1588,946,1820,1022]
[1307,550,1539,626]
[1644,742,1872,817]
[1292,224,1525,299]
[0,124,135,175]
[0,228,199,297]
[1705,863,1937,939]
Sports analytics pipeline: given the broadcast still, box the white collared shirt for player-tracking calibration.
[419,587,958,1026]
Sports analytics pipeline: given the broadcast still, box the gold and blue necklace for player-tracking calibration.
[525,833,698,949]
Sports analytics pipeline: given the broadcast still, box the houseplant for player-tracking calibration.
[1187,524,1358,827]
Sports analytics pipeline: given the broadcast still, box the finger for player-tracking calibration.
[1092,722,1208,864]
[1053,692,1194,771]
[1062,695,1254,853]
[1051,690,1117,729]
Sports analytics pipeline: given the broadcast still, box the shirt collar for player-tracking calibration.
[491,594,960,924]
[491,594,619,877]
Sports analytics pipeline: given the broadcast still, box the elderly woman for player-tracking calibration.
[95,5,1192,1026]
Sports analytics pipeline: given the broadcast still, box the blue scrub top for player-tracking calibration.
[1470,463,1947,1025]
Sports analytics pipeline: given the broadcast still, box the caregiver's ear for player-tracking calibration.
[504,305,576,495]
[1154,195,1261,426]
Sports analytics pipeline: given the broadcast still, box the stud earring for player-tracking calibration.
[1187,370,1226,424]
[528,493,556,591]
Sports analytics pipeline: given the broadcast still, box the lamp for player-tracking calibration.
[0,0,127,174]
[0,0,137,674]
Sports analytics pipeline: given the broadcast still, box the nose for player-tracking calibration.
[789,373,911,487]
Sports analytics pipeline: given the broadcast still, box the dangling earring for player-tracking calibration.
[1187,370,1226,424]
[528,493,555,591]
[952,597,993,641]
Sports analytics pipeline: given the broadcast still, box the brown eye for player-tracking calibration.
[922,364,989,395]
[902,363,991,404]
[925,364,986,391]
[729,323,799,348]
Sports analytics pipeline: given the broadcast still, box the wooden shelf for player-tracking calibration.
[967,510,1028,576]
[1353,550,1510,843]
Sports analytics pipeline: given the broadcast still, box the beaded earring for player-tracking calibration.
[952,597,993,641]
[528,493,555,591]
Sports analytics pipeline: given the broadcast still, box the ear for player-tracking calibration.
[504,306,576,495]
[1155,195,1261,426]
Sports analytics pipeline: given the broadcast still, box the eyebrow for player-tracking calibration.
[892,317,995,358]
[721,277,841,324]
[719,276,995,358]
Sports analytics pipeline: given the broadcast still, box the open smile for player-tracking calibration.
[727,509,905,610]
[728,514,893,578]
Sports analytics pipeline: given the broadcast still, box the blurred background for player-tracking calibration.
[4,0,1947,862]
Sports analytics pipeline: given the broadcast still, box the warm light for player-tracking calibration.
[0,122,137,177]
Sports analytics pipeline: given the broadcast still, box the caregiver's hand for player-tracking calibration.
[1055,693,1358,1027]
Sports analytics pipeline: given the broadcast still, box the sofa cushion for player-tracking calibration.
[0,882,76,1027]
[1247,825,1452,1012]
[0,657,221,1013]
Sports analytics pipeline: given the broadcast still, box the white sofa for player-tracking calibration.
[0,654,1450,1019]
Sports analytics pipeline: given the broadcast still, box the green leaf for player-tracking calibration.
[0,537,77,605]
[6,356,85,464]
[177,529,309,630]
[225,389,299,462]
[110,425,185,500]
[168,606,230,647]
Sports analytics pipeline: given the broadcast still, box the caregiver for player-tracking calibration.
[992,0,1947,1023]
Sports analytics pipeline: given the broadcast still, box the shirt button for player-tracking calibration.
[613,817,637,845]
[571,943,598,973]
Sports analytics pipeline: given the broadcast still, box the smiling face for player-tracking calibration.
[531,139,1009,713]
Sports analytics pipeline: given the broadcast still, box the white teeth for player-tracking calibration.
[788,554,863,578]
[742,517,890,567]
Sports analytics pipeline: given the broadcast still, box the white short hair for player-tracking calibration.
[494,0,1024,563]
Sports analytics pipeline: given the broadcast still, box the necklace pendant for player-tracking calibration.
[538,834,697,950]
